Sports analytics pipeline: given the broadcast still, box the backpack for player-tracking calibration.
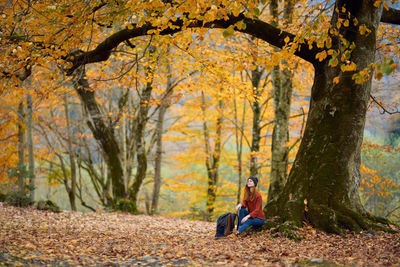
[215,212,237,237]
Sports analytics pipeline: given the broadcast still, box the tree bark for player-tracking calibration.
[128,61,154,211]
[72,66,125,204]
[268,0,295,203]
[265,1,387,233]
[201,90,224,220]
[63,94,77,211]
[268,66,293,202]
[250,67,263,177]
[233,87,246,204]
[151,50,173,215]
[151,54,194,214]
[151,95,169,215]
[151,103,166,214]
[17,101,26,192]
[26,93,35,201]
[75,107,112,206]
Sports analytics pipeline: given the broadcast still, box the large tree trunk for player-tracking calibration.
[268,0,295,203]
[265,1,385,233]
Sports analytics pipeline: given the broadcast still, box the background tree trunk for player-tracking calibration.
[73,66,125,205]
[151,104,166,215]
[249,67,263,177]
[151,51,173,215]
[63,94,77,211]
[128,59,155,211]
[268,0,295,203]
[150,52,194,214]
[26,93,35,201]
[234,87,246,204]
[17,101,26,193]
[201,90,223,221]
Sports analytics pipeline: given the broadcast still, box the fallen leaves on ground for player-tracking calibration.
[0,203,399,266]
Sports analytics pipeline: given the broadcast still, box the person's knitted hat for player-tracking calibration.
[248,176,258,187]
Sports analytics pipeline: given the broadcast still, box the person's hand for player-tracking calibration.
[241,215,250,224]
[235,203,242,212]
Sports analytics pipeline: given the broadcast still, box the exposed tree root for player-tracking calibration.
[306,203,399,235]
[307,204,343,235]
[265,200,399,236]
[364,212,398,227]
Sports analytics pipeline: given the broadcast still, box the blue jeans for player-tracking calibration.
[237,208,265,234]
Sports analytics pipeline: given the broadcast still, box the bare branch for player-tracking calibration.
[0,134,18,142]
[370,94,400,115]
[260,111,306,130]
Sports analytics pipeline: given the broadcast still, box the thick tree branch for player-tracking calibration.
[381,7,400,25]
[66,14,319,75]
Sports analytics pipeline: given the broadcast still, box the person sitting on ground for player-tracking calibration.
[235,176,265,235]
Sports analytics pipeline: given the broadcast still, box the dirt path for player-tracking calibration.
[1,203,399,266]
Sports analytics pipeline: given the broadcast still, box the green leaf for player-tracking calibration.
[382,65,393,75]
[253,7,260,16]
[223,26,234,38]
[240,21,246,30]
[329,58,338,67]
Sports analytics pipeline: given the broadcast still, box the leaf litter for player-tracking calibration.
[0,203,399,266]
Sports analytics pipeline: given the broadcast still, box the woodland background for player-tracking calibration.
[0,0,399,225]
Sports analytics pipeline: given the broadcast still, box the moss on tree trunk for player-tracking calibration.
[264,1,396,234]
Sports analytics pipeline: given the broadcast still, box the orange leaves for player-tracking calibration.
[358,24,371,36]
[374,58,397,81]
[351,67,371,84]
[315,51,327,62]
[340,62,357,72]
[360,173,396,197]
[360,141,399,203]
[333,77,340,84]
[373,0,382,7]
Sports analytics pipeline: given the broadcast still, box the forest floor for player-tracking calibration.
[0,203,399,266]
